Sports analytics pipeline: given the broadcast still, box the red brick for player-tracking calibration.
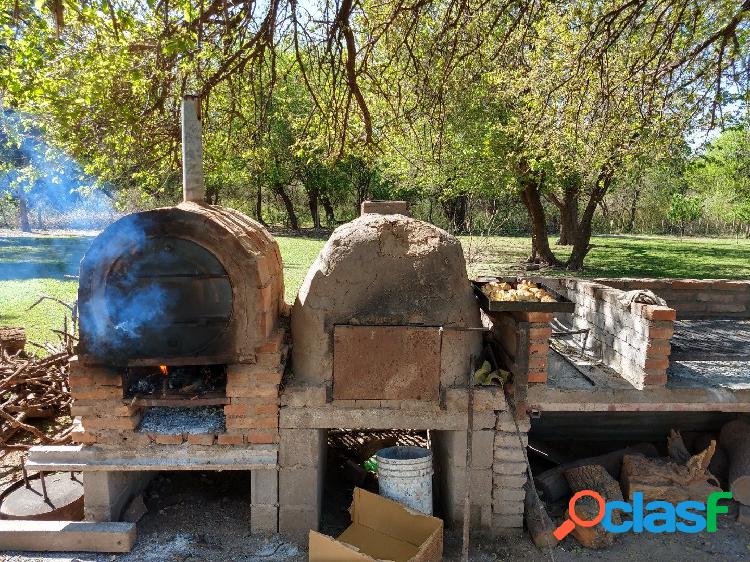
[528,355,547,370]
[71,403,137,417]
[647,326,674,340]
[224,404,250,416]
[671,279,710,289]
[244,431,279,444]
[81,415,141,430]
[217,434,244,445]
[527,371,547,384]
[154,433,184,445]
[643,373,668,386]
[70,429,97,444]
[225,416,277,430]
[529,327,552,340]
[226,386,279,399]
[72,387,122,400]
[714,280,750,292]
[226,370,282,387]
[644,358,669,370]
[642,306,676,321]
[187,433,216,445]
[646,342,671,359]
[528,343,548,356]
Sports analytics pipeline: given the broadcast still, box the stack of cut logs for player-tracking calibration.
[526,423,750,549]
[0,326,73,449]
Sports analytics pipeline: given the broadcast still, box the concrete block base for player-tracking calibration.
[83,471,153,522]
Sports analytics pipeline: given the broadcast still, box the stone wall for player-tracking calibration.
[596,278,750,319]
[543,278,676,389]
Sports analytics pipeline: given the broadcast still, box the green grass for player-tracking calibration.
[2,231,749,346]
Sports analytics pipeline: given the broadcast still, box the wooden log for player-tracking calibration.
[0,327,26,355]
[692,432,729,485]
[719,419,750,505]
[534,443,658,503]
[523,483,556,549]
[621,447,721,504]
[563,465,623,549]
[667,429,691,464]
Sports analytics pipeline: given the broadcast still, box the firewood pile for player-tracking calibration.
[527,428,737,550]
[0,299,77,450]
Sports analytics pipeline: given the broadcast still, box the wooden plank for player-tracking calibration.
[0,521,135,553]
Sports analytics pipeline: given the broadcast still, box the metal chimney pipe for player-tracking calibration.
[181,95,205,203]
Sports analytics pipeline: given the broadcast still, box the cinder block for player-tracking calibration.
[493,447,525,462]
[251,469,279,505]
[495,412,531,433]
[83,472,152,522]
[493,461,527,476]
[279,428,326,467]
[280,385,327,407]
[279,466,323,509]
[494,432,527,449]
[492,487,526,504]
[492,513,524,530]
[251,505,279,534]
[492,474,527,489]
[432,430,494,469]
[279,506,319,545]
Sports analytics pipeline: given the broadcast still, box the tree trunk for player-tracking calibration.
[442,194,469,234]
[626,188,640,232]
[306,183,321,229]
[255,184,266,226]
[566,170,612,270]
[320,194,335,225]
[274,183,299,231]
[556,185,579,246]
[519,178,561,266]
[17,193,31,233]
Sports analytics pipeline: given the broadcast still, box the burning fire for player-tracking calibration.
[159,365,168,376]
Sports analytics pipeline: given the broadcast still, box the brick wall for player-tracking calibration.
[70,329,287,447]
[543,278,676,389]
[596,278,750,319]
[484,311,553,385]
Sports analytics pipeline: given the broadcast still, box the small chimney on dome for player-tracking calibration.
[181,95,205,203]
[361,200,410,216]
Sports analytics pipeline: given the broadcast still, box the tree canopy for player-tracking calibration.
[1,1,749,266]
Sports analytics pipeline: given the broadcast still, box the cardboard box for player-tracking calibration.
[309,488,443,562]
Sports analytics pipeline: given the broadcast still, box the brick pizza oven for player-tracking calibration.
[69,200,286,448]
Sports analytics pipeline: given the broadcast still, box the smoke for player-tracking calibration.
[0,109,116,230]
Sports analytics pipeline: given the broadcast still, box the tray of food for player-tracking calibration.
[472,277,575,313]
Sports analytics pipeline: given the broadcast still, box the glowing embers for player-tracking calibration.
[123,364,227,400]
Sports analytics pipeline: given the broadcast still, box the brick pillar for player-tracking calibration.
[491,410,530,532]
[278,428,327,544]
[69,357,142,446]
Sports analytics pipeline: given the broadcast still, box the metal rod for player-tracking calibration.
[461,357,475,562]
[39,471,51,505]
[21,459,30,489]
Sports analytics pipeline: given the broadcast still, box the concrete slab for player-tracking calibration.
[26,444,278,471]
[0,521,136,553]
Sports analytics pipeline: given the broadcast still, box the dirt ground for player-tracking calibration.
[1,455,749,562]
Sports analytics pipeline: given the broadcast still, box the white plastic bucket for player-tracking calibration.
[376,445,433,515]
